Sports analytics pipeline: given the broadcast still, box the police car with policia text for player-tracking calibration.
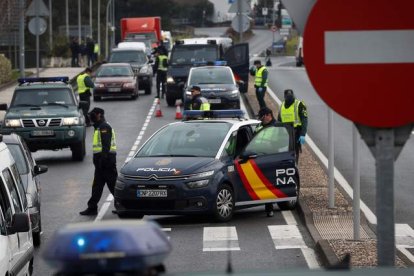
[115,110,299,221]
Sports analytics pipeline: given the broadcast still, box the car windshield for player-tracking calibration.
[7,144,29,183]
[11,88,74,107]
[136,122,231,158]
[110,50,147,64]
[96,66,133,77]
[171,46,218,65]
[189,67,234,85]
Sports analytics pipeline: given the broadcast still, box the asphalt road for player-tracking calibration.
[24,28,321,275]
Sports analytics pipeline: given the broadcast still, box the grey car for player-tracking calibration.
[3,133,48,246]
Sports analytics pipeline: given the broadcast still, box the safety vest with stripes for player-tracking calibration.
[94,43,100,54]
[190,96,210,111]
[92,128,117,154]
[254,66,268,87]
[280,99,302,127]
[158,55,168,71]
[77,73,88,94]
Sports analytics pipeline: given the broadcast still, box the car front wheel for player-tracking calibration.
[71,141,86,161]
[213,184,234,222]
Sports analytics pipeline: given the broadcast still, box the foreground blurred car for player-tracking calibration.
[115,110,299,221]
[93,63,139,101]
[184,65,241,110]
[3,133,48,246]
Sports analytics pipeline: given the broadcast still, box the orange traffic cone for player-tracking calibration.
[175,103,183,119]
[155,98,163,117]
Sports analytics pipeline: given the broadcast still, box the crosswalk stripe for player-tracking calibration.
[203,226,240,252]
[268,225,307,249]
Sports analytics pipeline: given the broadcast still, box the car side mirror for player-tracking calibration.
[34,164,48,175]
[7,213,30,234]
[238,150,258,164]
[0,103,8,111]
[236,80,244,86]
[79,101,89,110]
[149,59,154,64]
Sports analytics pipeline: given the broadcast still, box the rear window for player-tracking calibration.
[189,67,234,85]
[110,50,147,64]
[96,66,133,77]
[171,45,218,65]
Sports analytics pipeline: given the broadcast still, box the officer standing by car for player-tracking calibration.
[77,68,94,126]
[153,48,168,98]
[80,107,117,216]
[255,107,278,217]
[190,86,210,110]
[277,89,308,163]
[250,60,268,109]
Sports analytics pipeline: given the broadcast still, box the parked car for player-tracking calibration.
[0,139,33,276]
[3,133,48,246]
[93,63,139,101]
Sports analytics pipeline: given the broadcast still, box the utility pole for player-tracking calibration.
[35,0,40,77]
[98,0,101,56]
[19,0,25,78]
[78,0,81,43]
[238,0,243,42]
[65,0,69,39]
[89,0,93,37]
[49,0,52,50]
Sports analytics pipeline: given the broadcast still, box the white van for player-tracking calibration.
[0,140,33,276]
[117,41,147,52]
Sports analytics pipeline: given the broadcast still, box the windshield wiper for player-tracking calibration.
[144,154,198,157]
[13,104,41,108]
[45,102,69,108]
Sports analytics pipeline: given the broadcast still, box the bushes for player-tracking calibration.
[0,54,12,85]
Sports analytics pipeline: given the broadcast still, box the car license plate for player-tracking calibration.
[137,189,167,198]
[31,130,54,136]
[208,98,221,104]
[108,88,121,92]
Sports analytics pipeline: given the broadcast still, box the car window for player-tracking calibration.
[97,66,133,77]
[10,164,28,209]
[109,51,147,64]
[11,88,74,106]
[190,68,234,85]
[7,144,29,175]
[222,131,237,159]
[3,169,23,213]
[136,122,231,158]
[171,46,218,65]
[0,177,13,223]
[245,126,290,155]
[0,205,6,235]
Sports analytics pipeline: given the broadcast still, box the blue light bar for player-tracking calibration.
[18,76,69,85]
[214,60,227,66]
[183,109,245,120]
[43,220,171,274]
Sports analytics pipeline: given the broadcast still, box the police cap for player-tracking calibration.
[190,86,201,92]
[89,107,104,115]
[253,60,261,65]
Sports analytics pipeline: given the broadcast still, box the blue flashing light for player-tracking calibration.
[192,60,227,67]
[77,237,86,247]
[214,60,227,66]
[183,109,245,120]
[18,76,69,85]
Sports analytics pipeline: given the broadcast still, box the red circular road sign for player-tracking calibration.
[304,0,414,127]
[271,25,277,32]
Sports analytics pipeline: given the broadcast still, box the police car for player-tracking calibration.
[114,110,299,221]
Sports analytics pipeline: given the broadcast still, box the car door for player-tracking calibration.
[0,205,11,274]
[233,124,298,206]
[223,43,249,93]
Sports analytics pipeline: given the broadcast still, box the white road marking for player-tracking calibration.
[268,225,307,249]
[94,98,158,222]
[282,210,297,226]
[325,30,414,64]
[203,226,240,251]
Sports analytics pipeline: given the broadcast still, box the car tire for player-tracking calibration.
[117,212,144,219]
[213,184,234,222]
[71,141,85,161]
[93,96,101,101]
[277,198,298,210]
[166,93,176,107]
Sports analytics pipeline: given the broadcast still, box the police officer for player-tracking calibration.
[255,107,278,217]
[190,86,210,110]
[80,108,117,216]
[250,60,268,109]
[77,68,94,126]
[153,49,168,98]
[277,89,308,163]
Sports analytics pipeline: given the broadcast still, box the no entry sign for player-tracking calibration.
[304,0,414,127]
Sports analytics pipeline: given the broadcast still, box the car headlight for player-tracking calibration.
[62,117,80,126]
[189,170,214,179]
[139,66,148,74]
[5,119,22,127]
[167,76,175,84]
[186,179,209,189]
[231,89,239,94]
[95,83,105,88]
[123,82,135,88]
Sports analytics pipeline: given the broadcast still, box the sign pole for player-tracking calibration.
[35,0,40,77]
[238,0,243,42]
[375,129,395,266]
[352,124,361,240]
[328,108,335,208]
[98,0,101,56]
[19,0,25,78]
[65,0,69,39]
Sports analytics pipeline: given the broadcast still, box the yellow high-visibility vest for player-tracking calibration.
[190,97,210,111]
[77,73,88,94]
[92,128,117,153]
[158,55,168,71]
[280,99,302,127]
[254,66,268,87]
[94,43,100,54]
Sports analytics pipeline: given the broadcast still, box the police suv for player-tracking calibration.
[114,110,299,221]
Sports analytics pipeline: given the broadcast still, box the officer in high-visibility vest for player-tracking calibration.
[153,48,168,98]
[80,107,117,216]
[277,89,308,163]
[190,86,210,111]
[250,60,268,109]
[94,43,100,62]
[254,107,278,217]
[77,68,94,126]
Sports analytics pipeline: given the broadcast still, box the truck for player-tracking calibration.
[120,17,161,49]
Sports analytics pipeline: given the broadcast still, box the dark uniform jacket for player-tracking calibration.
[93,119,116,168]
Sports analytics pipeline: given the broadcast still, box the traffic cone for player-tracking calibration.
[175,103,183,120]
[155,98,163,117]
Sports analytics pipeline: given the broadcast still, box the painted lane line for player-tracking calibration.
[325,30,414,64]
[266,86,377,225]
[203,227,240,252]
[95,98,158,222]
[268,225,307,249]
[281,210,297,226]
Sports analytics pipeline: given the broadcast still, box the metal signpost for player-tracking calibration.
[228,0,251,42]
[304,0,414,266]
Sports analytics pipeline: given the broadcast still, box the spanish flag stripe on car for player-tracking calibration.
[249,159,288,199]
[234,160,260,200]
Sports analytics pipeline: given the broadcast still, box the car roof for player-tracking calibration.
[175,118,259,128]
[190,66,231,71]
[111,47,146,53]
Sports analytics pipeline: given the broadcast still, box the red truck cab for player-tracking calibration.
[120,17,161,48]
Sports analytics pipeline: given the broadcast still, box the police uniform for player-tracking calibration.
[154,53,168,98]
[250,64,268,109]
[190,94,210,111]
[77,71,94,125]
[84,109,117,214]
